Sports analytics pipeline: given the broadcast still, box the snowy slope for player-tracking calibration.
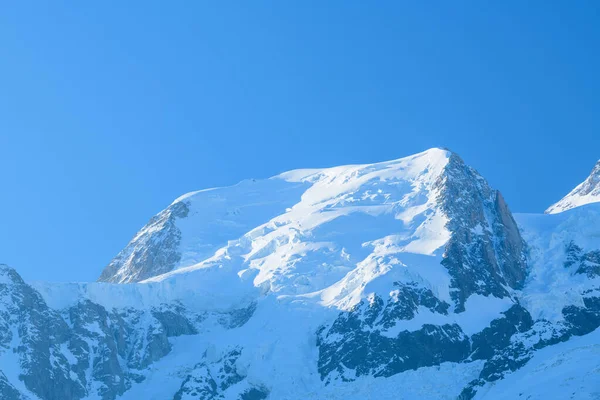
[99,149,454,284]
[546,159,600,214]
[474,327,600,400]
[516,204,600,322]
[99,148,526,312]
[140,148,455,302]
[2,148,600,400]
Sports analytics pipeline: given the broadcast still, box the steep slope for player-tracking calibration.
[98,179,310,283]
[99,148,526,314]
[546,159,600,214]
[473,326,600,400]
[1,263,256,400]
[2,148,599,400]
[467,204,600,399]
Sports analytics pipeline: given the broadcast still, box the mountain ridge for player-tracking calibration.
[2,148,600,400]
[546,159,600,214]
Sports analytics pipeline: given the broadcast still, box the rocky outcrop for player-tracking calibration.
[459,241,600,399]
[564,241,600,278]
[0,372,24,400]
[3,149,600,399]
[316,282,467,383]
[98,201,190,283]
[0,264,86,400]
[0,265,252,400]
[173,347,269,400]
[437,154,527,311]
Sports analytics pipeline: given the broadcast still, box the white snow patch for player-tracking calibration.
[381,294,514,337]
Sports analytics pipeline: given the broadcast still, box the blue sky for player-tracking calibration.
[1,2,599,282]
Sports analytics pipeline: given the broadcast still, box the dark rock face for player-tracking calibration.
[316,155,532,391]
[318,321,470,382]
[379,282,450,324]
[0,265,87,400]
[470,305,533,363]
[563,297,600,336]
[0,371,25,400]
[317,299,537,389]
[62,300,190,397]
[469,304,534,387]
[560,243,600,336]
[318,287,599,400]
[1,265,253,400]
[240,387,269,400]
[222,302,257,329]
[564,241,600,278]
[459,301,600,399]
[173,347,269,400]
[316,283,469,383]
[152,303,199,337]
[3,152,599,399]
[319,292,598,400]
[459,243,600,399]
[98,201,190,283]
[437,154,527,311]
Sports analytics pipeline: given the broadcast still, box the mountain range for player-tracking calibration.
[2,148,600,400]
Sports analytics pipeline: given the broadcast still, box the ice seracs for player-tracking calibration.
[99,148,455,285]
[2,148,600,400]
[546,159,600,214]
[98,147,526,315]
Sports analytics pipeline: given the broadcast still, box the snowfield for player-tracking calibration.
[2,148,600,400]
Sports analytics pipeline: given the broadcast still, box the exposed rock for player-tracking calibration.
[172,347,267,400]
[546,159,600,214]
[3,149,600,399]
[0,371,25,400]
[316,283,469,383]
[437,154,527,311]
[563,241,600,278]
[98,201,190,283]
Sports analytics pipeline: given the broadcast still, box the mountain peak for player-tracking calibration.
[0,264,23,285]
[5,151,600,400]
[98,148,454,284]
[594,158,600,174]
[96,147,525,318]
[546,158,600,214]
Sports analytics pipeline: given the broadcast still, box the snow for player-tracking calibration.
[381,294,514,337]
[0,274,11,285]
[29,148,515,392]
[546,160,600,214]
[317,361,484,400]
[10,148,600,399]
[24,148,505,399]
[515,203,600,321]
[60,343,78,365]
[0,265,15,285]
[0,326,43,400]
[475,327,600,400]
[116,293,484,400]
[170,178,312,270]
[102,148,453,286]
[33,267,263,313]
[64,147,455,312]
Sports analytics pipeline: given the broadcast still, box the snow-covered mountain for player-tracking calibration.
[546,159,600,214]
[2,148,600,400]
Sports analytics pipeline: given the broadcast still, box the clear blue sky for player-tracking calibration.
[1,2,599,282]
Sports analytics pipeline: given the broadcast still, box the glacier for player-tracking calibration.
[1,148,600,399]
